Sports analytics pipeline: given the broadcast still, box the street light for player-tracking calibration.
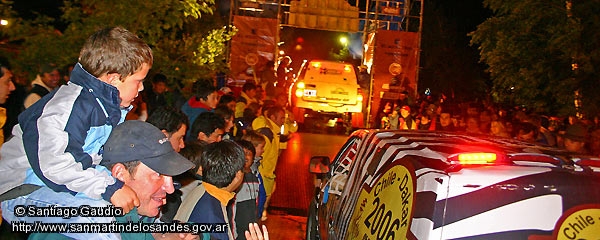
[0,19,8,26]
[339,36,348,46]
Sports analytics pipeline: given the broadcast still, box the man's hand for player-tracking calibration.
[245,223,269,240]
[110,185,139,213]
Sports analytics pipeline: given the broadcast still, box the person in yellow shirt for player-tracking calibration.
[252,106,285,220]
[273,94,298,153]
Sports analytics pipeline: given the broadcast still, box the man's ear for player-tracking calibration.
[197,132,207,142]
[111,163,130,182]
[161,129,170,138]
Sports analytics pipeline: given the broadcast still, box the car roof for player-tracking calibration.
[349,129,600,172]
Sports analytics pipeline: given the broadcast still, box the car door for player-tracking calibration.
[317,136,361,240]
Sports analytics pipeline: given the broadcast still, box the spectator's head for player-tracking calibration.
[562,122,588,153]
[79,27,153,108]
[241,130,266,157]
[243,102,262,120]
[242,82,257,98]
[465,116,480,133]
[180,141,206,176]
[266,106,286,127]
[439,112,452,127]
[217,93,237,111]
[151,73,168,94]
[490,120,509,138]
[261,100,277,116]
[236,139,256,173]
[419,114,430,124]
[192,80,218,109]
[39,63,61,89]
[201,140,245,188]
[146,106,189,152]
[517,122,538,143]
[400,105,410,118]
[214,105,235,132]
[0,63,16,104]
[101,120,194,217]
[191,112,225,144]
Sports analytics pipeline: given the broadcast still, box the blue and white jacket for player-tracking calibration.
[0,63,129,201]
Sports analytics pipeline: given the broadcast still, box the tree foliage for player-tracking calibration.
[0,0,237,89]
[470,0,600,117]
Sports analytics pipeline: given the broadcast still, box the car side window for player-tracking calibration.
[328,136,360,196]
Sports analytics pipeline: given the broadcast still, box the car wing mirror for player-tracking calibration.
[309,156,330,174]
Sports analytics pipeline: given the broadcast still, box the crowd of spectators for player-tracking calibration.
[375,92,600,156]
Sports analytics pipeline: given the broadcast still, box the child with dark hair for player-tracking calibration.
[146,106,189,153]
[181,79,218,138]
[218,93,237,112]
[175,140,244,240]
[214,105,235,140]
[234,140,263,239]
[190,111,226,143]
[241,130,267,220]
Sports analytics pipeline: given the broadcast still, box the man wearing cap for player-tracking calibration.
[399,105,417,130]
[2,121,196,239]
[561,122,589,154]
[24,63,61,108]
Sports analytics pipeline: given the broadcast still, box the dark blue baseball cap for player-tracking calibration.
[101,120,194,176]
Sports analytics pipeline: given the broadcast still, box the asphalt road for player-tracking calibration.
[263,131,349,239]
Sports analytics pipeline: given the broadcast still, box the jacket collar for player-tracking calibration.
[202,182,235,206]
[70,63,123,125]
[188,97,213,110]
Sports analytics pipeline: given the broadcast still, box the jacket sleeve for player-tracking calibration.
[24,91,117,200]
[257,173,267,218]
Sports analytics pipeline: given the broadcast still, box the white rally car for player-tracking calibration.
[290,60,363,114]
[307,130,600,240]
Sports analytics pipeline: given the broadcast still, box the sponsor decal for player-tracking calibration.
[347,164,415,239]
[555,205,600,240]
